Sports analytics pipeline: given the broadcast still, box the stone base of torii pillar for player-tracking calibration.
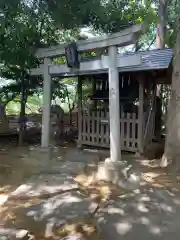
[95,158,141,190]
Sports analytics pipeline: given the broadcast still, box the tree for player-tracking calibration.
[160,5,180,168]
[156,0,169,49]
[166,0,179,48]
[154,0,169,141]
[0,1,41,143]
[0,0,81,144]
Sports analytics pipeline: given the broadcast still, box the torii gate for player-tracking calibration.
[30,24,143,162]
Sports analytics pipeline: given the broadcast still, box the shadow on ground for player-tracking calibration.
[97,184,180,240]
[0,144,180,240]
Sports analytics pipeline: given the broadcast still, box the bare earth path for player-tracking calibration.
[0,144,180,240]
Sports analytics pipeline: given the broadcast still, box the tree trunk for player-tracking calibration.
[18,73,28,145]
[160,13,180,168]
[0,103,9,133]
[156,0,168,49]
[155,0,169,141]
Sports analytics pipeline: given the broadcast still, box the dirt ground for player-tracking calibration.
[1,143,180,240]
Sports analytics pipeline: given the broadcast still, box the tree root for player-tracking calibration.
[8,187,80,201]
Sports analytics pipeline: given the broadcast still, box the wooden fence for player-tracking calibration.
[5,109,154,152]
[79,108,139,152]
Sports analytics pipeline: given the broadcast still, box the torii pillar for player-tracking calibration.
[100,45,124,184]
[108,46,121,162]
[41,58,51,148]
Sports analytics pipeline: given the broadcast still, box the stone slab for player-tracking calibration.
[25,191,97,238]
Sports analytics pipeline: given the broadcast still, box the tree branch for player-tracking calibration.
[146,36,156,50]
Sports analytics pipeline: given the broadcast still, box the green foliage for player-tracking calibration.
[44,0,156,34]
[166,0,180,48]
[44,0,102,29]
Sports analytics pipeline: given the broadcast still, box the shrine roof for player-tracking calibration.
[81,48,173,73]
[120,47,173,72]
[60,48,173,78]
